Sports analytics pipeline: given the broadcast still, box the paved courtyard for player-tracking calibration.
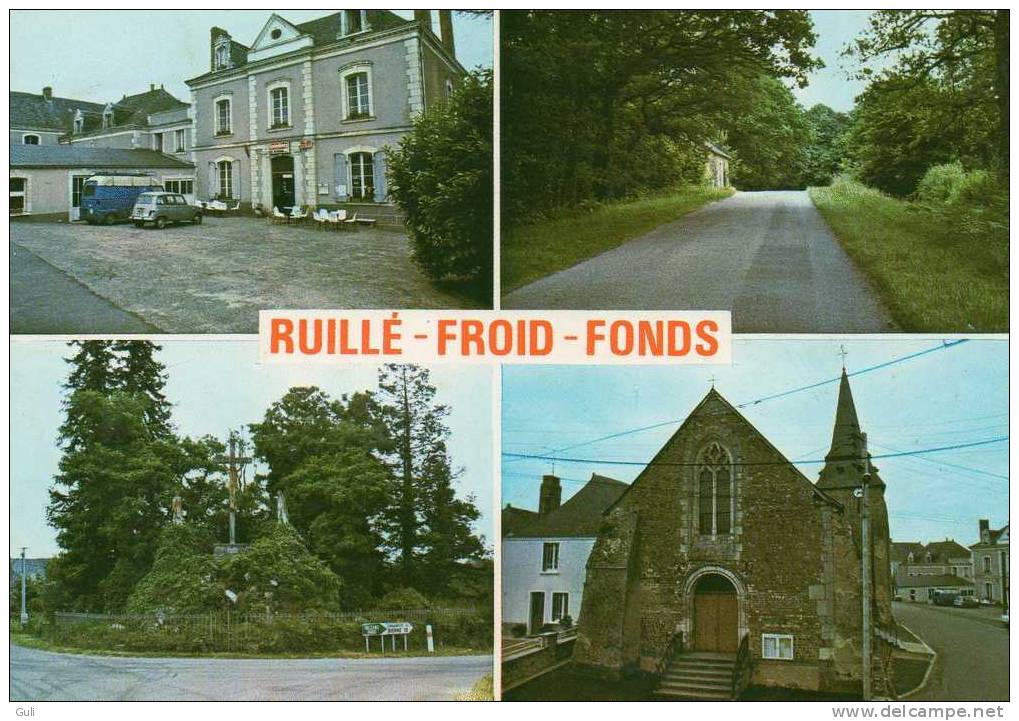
[10,218,479,334]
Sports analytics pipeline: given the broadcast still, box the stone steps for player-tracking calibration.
[656,652,736,701]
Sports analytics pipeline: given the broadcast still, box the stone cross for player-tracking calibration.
[171,495,185,525]
[277,492,289,525]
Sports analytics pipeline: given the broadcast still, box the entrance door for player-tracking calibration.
[528,592,545,635]
[693,574,738,653]
[271,154,296,210]
[70,174,89,221]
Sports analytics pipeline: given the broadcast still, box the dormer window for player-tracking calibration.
[341,10,368,36]
[102,104,114,129]
[73,109,83,134]
[215,43,230,70]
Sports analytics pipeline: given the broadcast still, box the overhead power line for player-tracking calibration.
[501,436,1008,469]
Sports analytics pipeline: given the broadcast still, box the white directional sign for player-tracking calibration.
[362,621,414,653]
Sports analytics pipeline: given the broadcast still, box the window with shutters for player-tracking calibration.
[174,129,186,153]
[217,160,233,199]
[215,97,232,136]
[349,152,374,201]
[697,442,733,537]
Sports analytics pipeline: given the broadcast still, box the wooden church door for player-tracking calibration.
[693,575,738,653]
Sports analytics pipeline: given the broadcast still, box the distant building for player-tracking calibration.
[705,142,731,188]
[184,10,463,211]
[10,145,194,221]
[971,519,1009,605]
[9,557,49,587]
[10,87,104,146]
[891,539,973,582]
[502,473,627,634]
[894,573,974,603]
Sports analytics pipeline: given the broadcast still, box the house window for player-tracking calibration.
[984,555,992,573]
[551,592,569,622]
[985,582,994,599]
[164,179,194,196]
[154,133,164,152]
[215,98,232,136]
[541,542,560,573]
[345,72,371,119]
[73,110,83,134]
[22,134,40,145]
[342,9,367,35]
[697,442,733,536]
[174,129,186,153]
[762,634,794,660]
[10,177,27,214]
[217,160,233,199]
[215,43,230,70]
[270,28,282,40]
[349,152,374,201]
[270,86,290,128]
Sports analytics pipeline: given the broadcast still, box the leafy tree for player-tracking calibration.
[800,104,852,187]
[218,523,342,613]
[250,387,392,604]
[386,69,493,289]
[375,365,484,595]
[112,341,173,438]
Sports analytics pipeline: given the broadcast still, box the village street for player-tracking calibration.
[9,644,491,701]
[503,190,895,333]
[893,602,1009,701]
[10,217,478,334]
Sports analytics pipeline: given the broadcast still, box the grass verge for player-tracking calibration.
[455,674,494,701]
[501,186,733,294]
[809,182,1008,332]
[10,631,487,660]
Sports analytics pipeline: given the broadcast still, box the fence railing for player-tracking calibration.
[52,607,480,627]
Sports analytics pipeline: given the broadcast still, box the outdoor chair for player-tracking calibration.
[271,206,288,225]
[314,209,330,231]
[328,210,347,231]
[344,212,359,229]
[290,206,308,224]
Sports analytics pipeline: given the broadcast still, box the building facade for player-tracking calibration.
[10,87,104,146]
[502,474,627,635]
[573,372,896,695]
[185,10,463,211]
[891,539,973,582]
[971,520,1009,605]
[894,573,974,603]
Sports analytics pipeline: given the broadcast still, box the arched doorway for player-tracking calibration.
[271,154,295,209]
[692,573,738,653]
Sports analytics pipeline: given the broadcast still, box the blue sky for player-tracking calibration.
[10,10,492,103]
[503,338,1009,547]
[792,10,882,112]
[11,340,494,557]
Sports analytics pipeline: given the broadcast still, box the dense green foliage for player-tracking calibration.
[502,10,822,218]
[385,69,493,288]
[126,524,221,615]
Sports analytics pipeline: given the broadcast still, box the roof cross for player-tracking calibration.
[838,345,849,370]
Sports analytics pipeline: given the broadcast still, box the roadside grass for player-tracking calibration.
[809,181,1008,332]
[455,674,494,701]
[501,186,734,294]
[9,631,487,660]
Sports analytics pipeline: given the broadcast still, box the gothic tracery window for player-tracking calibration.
[697,442,732,536]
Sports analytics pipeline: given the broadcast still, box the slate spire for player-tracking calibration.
[817,369,884,490]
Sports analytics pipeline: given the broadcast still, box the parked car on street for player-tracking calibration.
[932,591,959,606]
[131,192,203,229]
[82,174,163,225]
[953,595,980,608]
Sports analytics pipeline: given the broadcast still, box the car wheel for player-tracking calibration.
[134,222,145,229]
[155,216,167,230]
[193,214,203,225]
[104,214,116,226]
[85,217,96,225]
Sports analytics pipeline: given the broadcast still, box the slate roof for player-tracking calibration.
[891,542,926,563]
[11,145,193,169]
[502,505,539,537]
[507,474,628,538]
[972,523,1009,548]
[923,540,971,562]
[895,573,974,588]
[10,90,104,131]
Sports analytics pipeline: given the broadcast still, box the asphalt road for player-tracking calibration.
[893,602,1009,701]
[503,190,895,333]
[9,644,491,701]
[10,241,158,334]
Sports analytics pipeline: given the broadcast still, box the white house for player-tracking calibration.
[502,473,627,635]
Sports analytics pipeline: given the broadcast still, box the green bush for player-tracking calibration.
[915,162,969,204]
[127,524,221,615]
[385,69,492,286]
[377,587,431,610]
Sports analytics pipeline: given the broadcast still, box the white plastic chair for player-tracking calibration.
[272,206,288,225]
[290,206,308,224]
[328,209,346,231]
[314,208,329,231]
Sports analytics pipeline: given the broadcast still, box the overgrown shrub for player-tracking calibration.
[127,523,221,615]
[377,587,431,610]
[385,69,492,287]
[914,162,969,204]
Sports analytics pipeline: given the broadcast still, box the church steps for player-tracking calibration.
[655,652,737,701]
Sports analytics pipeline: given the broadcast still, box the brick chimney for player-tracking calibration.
[42,86,53,101]
[438,10,455,56]
[413,9,431,29]
[980,518,990,543]
[539,474,561,515]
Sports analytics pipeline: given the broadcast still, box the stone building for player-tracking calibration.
[10,87,104,146]
[971,520,1009,605]
[705,142,731,188]
[573,370,896,697]
[502,474,627,635]
[184,10,462,212]
[894,573,974,604]
[891,539,973,583]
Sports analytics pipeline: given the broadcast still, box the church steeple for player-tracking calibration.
[817,369,884,491]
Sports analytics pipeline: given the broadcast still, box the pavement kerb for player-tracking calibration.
[893,621,937,700]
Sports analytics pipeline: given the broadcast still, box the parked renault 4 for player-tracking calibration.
[131,192,203,229]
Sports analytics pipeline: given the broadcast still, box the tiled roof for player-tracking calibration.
[11,145,193,169]
[891,542,926,563]
[10,90,104,131]
[972,524,1009,548]
[895,573,974,588]
[508,474,628,539]
[502,505,539,537]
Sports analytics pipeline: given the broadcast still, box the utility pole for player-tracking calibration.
[19,547,28,627]
[859,432,872,701]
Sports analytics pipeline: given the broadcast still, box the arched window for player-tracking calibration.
[697,442,732,536]
[22,134,40,145]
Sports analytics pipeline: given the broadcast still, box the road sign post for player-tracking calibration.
[361,622,413,655]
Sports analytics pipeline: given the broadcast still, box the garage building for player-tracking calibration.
[10,145,195,222]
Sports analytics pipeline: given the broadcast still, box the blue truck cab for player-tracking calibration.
[81,174,163,225]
